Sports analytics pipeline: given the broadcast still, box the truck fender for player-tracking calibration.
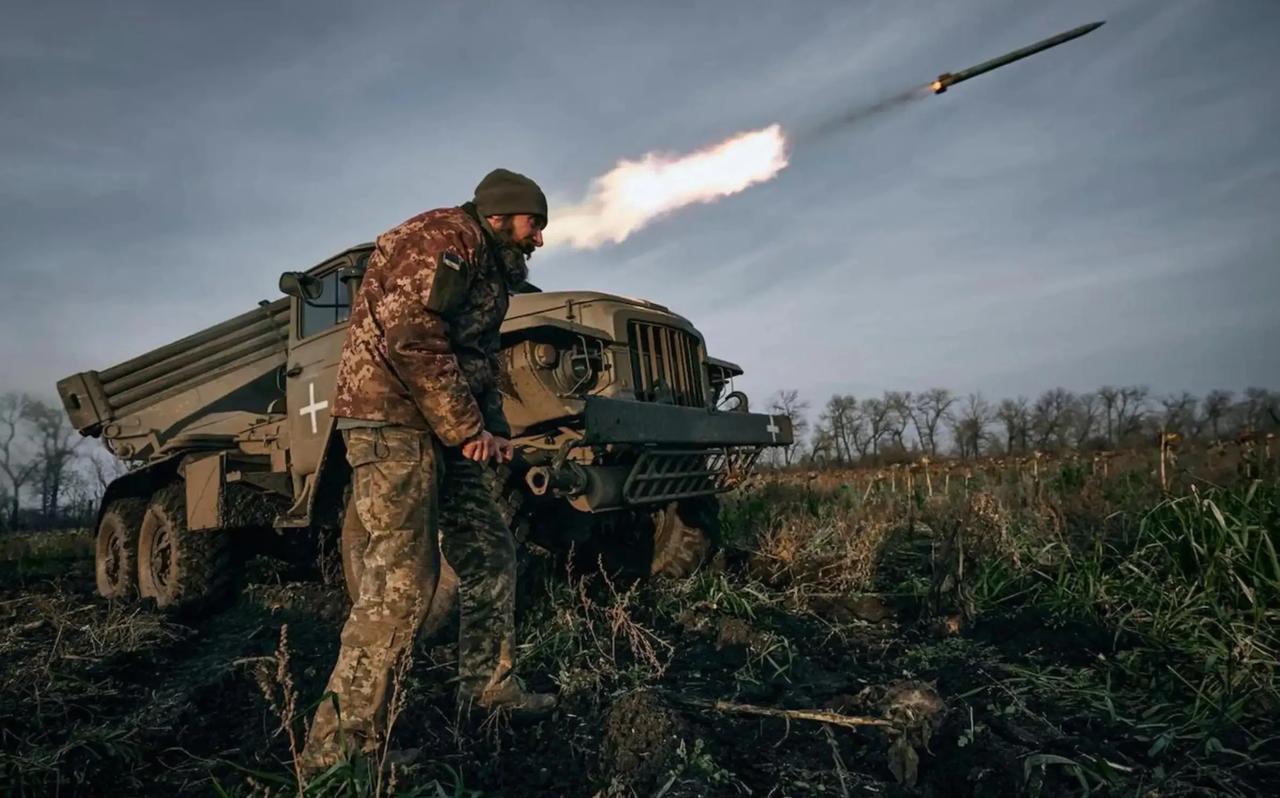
[94,454,185,532]
[313,427,354,527]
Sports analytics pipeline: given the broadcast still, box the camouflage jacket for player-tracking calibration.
[332,205,517,446]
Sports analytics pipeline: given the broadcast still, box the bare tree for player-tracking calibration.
[949,393,992,460]
[808,424,837,466]
[995,396,1030,454]
[1159,392,1199,438]
[818,394,864,465]
[0,393,39,530]
[1202,390,1234,439]
[767,390,810,468]
[883,391,915,452]
[847,403,874,460]
[1073,391,1103,449]
[1241,387,1279,432]
[1114,385,1150,444]
[860,397,893,459]
[60,469,98,530]
[23,399,83,526]
[1030,388,1076,451]
[914,388,955,457]
[815,395,841,465]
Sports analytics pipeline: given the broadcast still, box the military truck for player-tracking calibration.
[56,243,792,613]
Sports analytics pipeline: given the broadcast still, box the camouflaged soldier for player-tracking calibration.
[303,169,556,770]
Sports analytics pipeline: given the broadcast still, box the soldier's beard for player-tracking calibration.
[497,245,529,287]
[491,218,532,286]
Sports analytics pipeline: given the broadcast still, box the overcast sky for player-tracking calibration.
[2,0,1277,414]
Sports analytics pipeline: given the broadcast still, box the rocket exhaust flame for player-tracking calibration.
[544,125,789,250]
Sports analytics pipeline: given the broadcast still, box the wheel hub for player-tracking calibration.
[150,523,173,591]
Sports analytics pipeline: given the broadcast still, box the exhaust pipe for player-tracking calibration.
[525,463,629,511]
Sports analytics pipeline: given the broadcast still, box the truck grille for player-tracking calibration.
[623,447,763,504]
[627,321,705,407]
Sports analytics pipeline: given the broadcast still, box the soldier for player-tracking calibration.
[302,169,556,771]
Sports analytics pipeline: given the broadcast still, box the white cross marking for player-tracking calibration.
[765,415,781,443]
[299,382,328,435]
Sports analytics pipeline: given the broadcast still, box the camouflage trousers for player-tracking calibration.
[438,448,518,704]
[304,426,516,766]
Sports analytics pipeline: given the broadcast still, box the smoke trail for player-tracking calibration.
[544,125,789,250]
[796,83,932,144]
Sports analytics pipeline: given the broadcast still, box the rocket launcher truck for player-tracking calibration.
[56,243,792,612]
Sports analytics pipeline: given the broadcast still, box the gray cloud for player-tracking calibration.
[2,0,1277,412]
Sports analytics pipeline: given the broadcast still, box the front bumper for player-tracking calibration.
[527,397,793,511]
[582,396,794,447]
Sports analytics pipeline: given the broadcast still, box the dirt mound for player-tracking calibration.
[601,689,687,791]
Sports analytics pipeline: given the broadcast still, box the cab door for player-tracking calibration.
[284,256,355,508]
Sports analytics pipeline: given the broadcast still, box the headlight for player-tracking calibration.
[559,336,606,393]
[532,342,559,368]
[525,335,609,396]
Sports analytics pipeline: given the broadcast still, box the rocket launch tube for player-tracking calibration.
[932,21,1104,94]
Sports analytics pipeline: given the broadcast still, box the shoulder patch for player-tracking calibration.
[426,249,470,314]
[440,251,464,271]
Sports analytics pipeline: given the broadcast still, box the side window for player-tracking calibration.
[299,271,351,338]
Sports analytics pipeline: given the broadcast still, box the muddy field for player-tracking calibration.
[1,460,1277,796]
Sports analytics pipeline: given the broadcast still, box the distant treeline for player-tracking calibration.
[763,386,1280,467]
[4,384,1277,531]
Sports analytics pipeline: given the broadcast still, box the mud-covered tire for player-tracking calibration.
[650,496,721,578]
[339,490,459,637]
[95,497,147,599]
[137,484,233,612]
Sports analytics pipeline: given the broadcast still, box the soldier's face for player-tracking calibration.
[509,214,545,255]
[493,214,544,256]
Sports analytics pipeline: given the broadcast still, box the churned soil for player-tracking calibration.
[0,546,1269,797]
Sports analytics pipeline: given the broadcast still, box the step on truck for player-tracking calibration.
[57,243,792,614]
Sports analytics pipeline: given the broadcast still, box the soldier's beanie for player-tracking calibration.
[473,168,548,222]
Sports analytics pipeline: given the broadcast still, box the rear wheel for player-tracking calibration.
[95,498,146,599]
[650,496,721,578]
[137,484,233,612]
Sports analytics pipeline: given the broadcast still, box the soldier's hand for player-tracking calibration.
[462,430,496,462]
[492,435,514,464]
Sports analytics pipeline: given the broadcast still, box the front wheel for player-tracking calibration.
[650,496,721,578]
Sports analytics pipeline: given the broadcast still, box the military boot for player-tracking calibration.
[461,679,558,717]
[479,681,558,712]
[298,735,362,782]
